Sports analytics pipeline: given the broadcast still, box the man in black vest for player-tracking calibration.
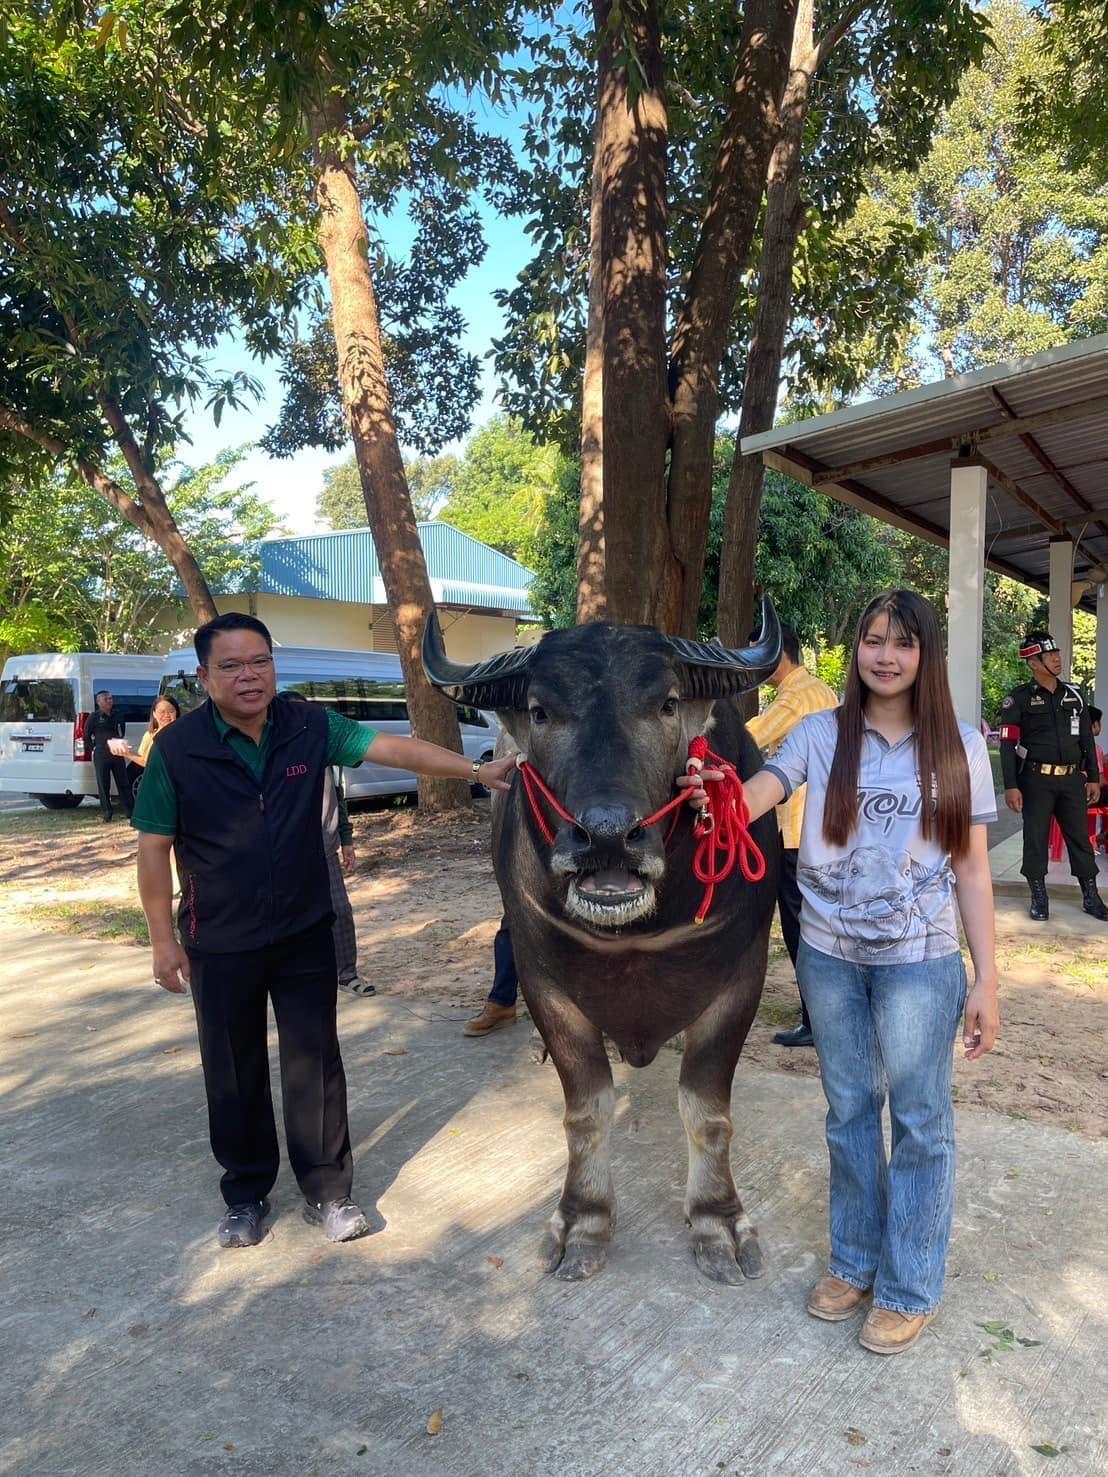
[1000,631,1106,922]
[133,613,516,1249]
[87,690,132,821]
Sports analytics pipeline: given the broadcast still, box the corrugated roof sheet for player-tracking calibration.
[255,521,535,617]
[742,333,1108,605]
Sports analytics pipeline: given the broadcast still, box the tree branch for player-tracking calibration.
[812,0,869,73]
[0,405,155,536]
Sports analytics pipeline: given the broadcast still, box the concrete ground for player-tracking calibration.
[0,920,1105,1477]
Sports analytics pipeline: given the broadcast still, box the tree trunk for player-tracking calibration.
[586,0,677,627]
[659,0,799,636]
[576,114,607,623]
[0,405,217,624]
[309,99,469,811]
[717,0,816,648]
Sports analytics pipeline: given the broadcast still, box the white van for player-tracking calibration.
[158,645,500,799]
[0,653,164,809]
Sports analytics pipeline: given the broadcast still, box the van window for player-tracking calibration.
[92,681,159,726]
[454,704,489,728]
[0,678,77,723]
[160,671,204,711]
[280,674,409,722]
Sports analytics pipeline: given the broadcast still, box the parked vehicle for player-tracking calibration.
[158,645,500,799]
[0,653,164,809]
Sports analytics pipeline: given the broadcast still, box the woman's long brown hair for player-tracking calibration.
[822,590,972,857]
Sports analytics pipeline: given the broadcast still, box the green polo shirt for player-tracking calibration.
[132,703,375,837]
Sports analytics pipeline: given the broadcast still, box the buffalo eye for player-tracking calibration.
[529,705,548,725]
[660,697,679,717]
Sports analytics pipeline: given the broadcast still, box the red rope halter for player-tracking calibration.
[516,733,765,925]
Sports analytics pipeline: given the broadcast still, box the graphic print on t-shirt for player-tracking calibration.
[797,843,958,962]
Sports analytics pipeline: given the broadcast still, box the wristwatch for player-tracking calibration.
[471,758,483,777]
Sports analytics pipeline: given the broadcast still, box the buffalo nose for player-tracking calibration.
[573,804,645,850]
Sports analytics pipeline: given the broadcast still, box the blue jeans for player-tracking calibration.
[796,941,967,1315]
[489,916,519,1007]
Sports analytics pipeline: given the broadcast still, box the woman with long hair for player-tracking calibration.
[127,695,181,770]
[688,590,999,1354]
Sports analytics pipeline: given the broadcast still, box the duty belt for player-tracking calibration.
[1026,761,1078,776]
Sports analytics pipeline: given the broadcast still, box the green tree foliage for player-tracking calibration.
[0,5,311,616]
[317,453,458,529]
[0,449,278,661]
[1019,3,1108,186]
[494,2,986,446]
[531,452,899,641]
[868,0,1108,382]
[438,417,564,567]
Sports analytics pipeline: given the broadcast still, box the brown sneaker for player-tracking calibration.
[807,1274,872,1322]
[463,1001,518,1037]
[859,1306,937,1354]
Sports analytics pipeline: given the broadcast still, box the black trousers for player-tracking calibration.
[778,846,810,1030]
[93,749,131,818]
[1020,770,1098,882]
[188,918,352,1207]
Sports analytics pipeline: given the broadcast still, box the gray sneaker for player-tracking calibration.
[338,975,376,996]
[303,1196,370,1242]
[217,1198,270,1248]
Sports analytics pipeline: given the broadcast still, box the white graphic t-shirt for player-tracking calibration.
[765,711,996,964]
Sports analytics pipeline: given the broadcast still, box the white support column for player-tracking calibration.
[947,460,988,727]
[1048,538,1074,678]
[1096,580,1108,716]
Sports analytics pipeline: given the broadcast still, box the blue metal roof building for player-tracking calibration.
[254,521,535,618]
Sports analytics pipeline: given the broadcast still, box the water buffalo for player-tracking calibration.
[423,608,782,1284]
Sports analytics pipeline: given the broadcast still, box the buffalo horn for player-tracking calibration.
[421,609,535,710]
[665,594,782,698]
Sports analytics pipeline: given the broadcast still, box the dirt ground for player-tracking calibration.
[1,799,1105,1139]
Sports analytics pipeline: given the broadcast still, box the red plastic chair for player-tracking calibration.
[1050,809,1108,861]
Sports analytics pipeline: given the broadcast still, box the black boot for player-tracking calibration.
[1028,879,1049,921]
[1080,878,1108,920]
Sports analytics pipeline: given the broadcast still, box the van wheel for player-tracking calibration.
[471,751,495,799]
[34,794,82,810]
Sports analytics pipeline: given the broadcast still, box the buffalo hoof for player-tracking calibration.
[694,1239,746,1286]
[528,1028,550,1065]
[539,1219,610,1281]
[554,1240,609,1282]
[736,1228,765,1279]
[692,1227,765,1284]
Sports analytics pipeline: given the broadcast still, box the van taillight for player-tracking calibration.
[74,712,91,760]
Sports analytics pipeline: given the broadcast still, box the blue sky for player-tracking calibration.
[180,108,538,536]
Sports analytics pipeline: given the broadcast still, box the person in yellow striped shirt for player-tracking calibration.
[746,625,838,1047]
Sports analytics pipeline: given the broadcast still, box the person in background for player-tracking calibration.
[87,689,132,822]
[325,765,375,998]
[745,624,838,1048]
[1089,707,1106,854]
[133,612,516,1251]
[130,695,181,768]
[999,633,1106,921]
[462,915,518,1036]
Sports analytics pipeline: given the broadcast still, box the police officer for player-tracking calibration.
[1000,632,1106,921]
[87,689,132,822]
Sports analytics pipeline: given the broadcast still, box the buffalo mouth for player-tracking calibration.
[566,866,657,928]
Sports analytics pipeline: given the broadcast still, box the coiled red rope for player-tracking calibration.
[516,734,765,925]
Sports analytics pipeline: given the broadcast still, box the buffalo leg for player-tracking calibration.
[528,990,616,1282]
[679,983,765,1286]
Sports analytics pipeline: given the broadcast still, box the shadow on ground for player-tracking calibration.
[0,922,1105,1477]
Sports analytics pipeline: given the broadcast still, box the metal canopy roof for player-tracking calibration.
[741,333,1108,612]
